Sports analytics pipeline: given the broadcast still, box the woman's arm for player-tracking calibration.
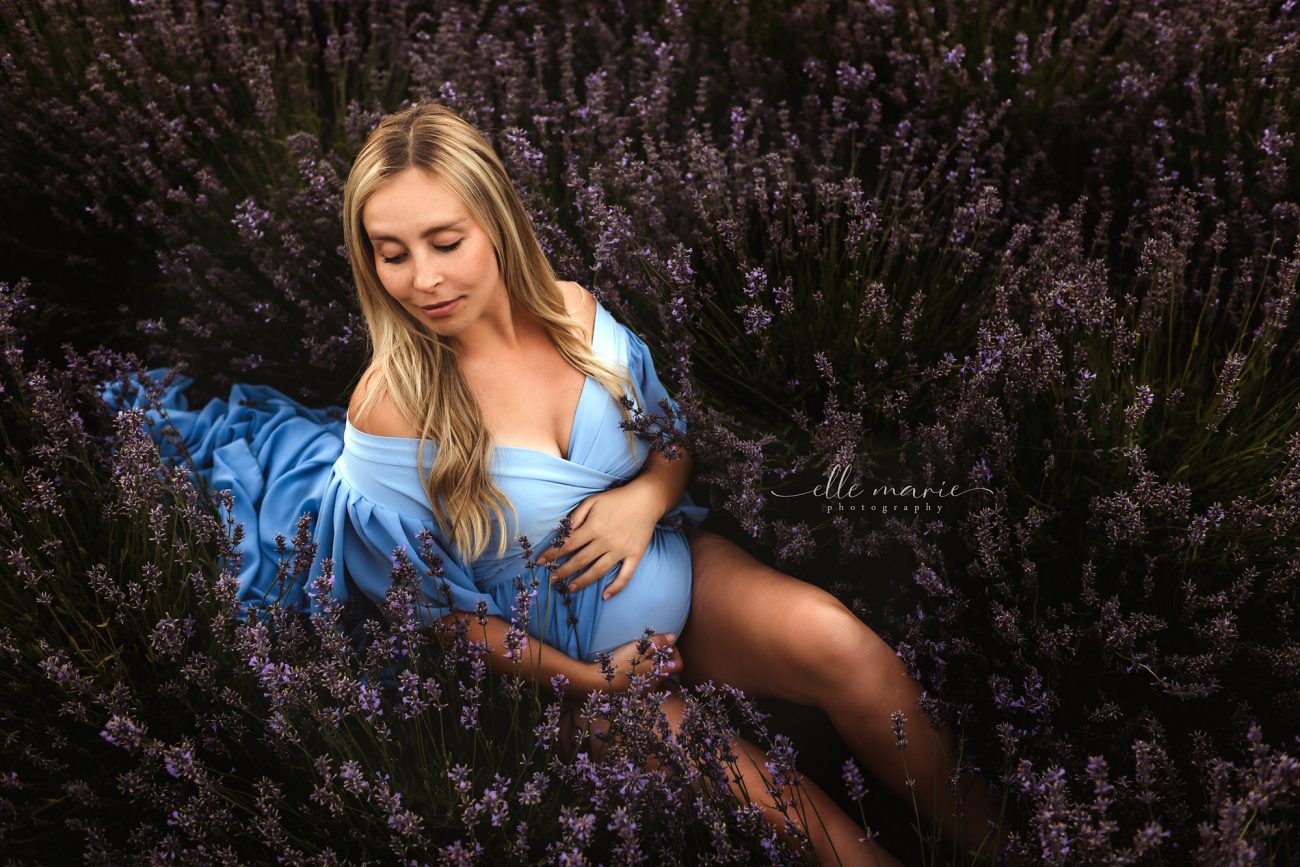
[623,446,693,522]
[436,612,679,694]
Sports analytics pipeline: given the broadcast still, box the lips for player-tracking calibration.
[420,296,463,318]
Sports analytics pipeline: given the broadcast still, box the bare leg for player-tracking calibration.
[558,682,904,866]
[679,528,1010,862]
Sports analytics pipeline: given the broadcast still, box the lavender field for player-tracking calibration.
[2,0,1298,863]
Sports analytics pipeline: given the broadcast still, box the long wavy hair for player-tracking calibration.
[342,101,638,562]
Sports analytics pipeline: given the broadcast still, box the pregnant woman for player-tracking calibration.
[109,102,1009,864]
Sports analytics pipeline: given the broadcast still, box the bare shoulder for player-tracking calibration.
[559,280,597,335]
[348,366,417,438]
[561,279,595,313]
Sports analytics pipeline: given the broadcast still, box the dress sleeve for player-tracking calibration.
[311,471,504,627]
[620,326,710,528]
[623,328,688,436]
[99,367,506,625]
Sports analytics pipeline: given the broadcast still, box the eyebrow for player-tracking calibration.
[367,218,466,243]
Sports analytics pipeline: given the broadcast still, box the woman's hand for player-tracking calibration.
[583,631,683,693]
[536,482,662,600]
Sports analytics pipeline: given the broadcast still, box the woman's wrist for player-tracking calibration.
[624,448,691,521]
[558,656,614,694]
[613,477,670,528]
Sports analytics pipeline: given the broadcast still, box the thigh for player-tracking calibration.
[556,680,879,861]
[678,527,880,706]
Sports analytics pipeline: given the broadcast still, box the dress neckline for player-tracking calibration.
[345,299,609,465]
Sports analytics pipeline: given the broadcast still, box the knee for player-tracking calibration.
[793,599,901,695]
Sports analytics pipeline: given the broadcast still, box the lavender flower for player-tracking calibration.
[841,758,868,802]
[891,711,909,751]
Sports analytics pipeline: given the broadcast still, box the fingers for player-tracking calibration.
[557,552,616,593]
[536,502,592,565]
[533,501,595,564]
[569,501,591,531]
[647,639,683,685]
[539,525,595,582]
[536,536,584,570]
[661,643,684,678]
[636,633,682,676]
[597,632,683,693]
[612,632,678,670]
[600,556,640,600]
[540,540,591,583]
[613,631,671,655]
[637,632,675,656]
[548,543,642,595]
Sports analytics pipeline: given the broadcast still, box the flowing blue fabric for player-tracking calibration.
[101,299,707,663]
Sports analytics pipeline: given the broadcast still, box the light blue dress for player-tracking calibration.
[102,300,708,663]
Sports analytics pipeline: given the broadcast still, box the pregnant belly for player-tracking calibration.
[584,525,692,661]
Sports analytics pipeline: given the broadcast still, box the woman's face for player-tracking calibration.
[361,167,504,335]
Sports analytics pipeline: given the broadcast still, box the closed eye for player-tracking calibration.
[380,239,463,264]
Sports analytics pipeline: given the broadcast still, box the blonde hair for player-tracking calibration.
[342,101,638,562]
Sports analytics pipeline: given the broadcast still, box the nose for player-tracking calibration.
[412,249,441,291]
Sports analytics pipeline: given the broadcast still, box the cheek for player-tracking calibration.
[472,239,499,277]
[377,271,404,300]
